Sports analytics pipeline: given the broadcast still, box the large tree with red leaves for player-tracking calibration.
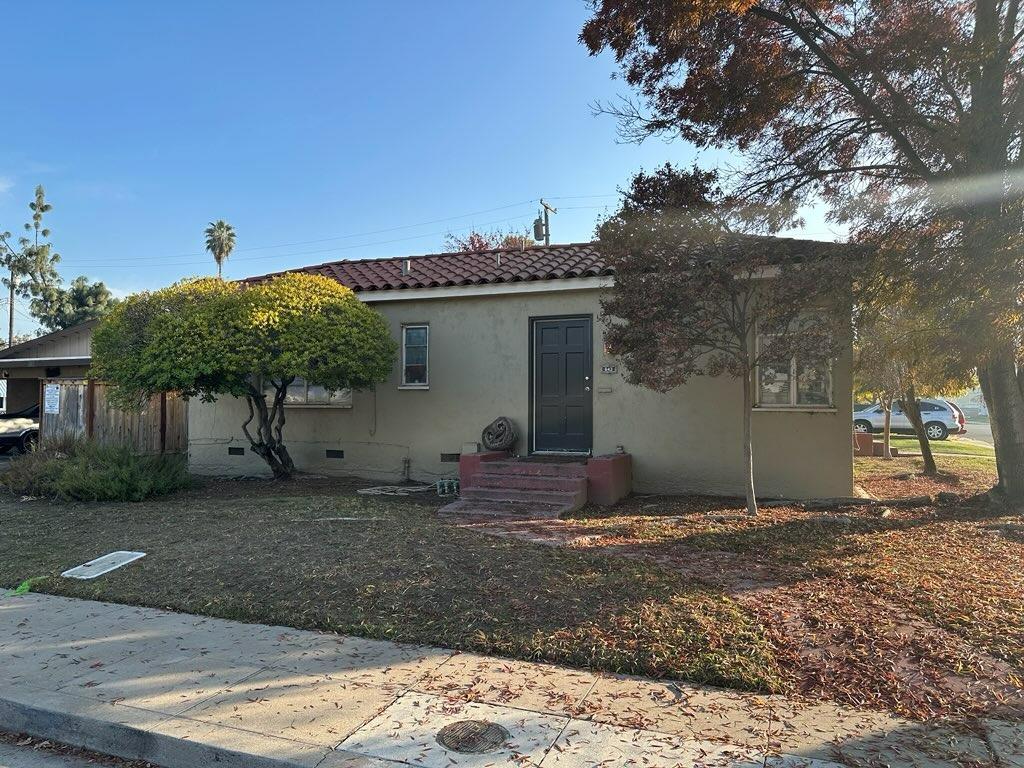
[582,0,1024,502]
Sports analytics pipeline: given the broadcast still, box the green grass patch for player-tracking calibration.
[887,434,995,457]
[0,481,784,693]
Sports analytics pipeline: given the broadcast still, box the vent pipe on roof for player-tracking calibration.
[401,259,411,276]
[496,253,502,268]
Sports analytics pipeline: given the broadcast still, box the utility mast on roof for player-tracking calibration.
[533,199,557,246]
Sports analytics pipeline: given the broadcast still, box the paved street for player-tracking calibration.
[0,742,115,768]
[967,419,994,445]
[1,592,1013,768]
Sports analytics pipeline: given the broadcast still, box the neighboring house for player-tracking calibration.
[0,322,96,412]
[190,241,855,498]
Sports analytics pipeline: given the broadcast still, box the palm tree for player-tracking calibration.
[204,220,236,279]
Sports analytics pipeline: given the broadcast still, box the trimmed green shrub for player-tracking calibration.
[1,442,190,502]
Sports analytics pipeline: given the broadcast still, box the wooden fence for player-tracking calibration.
[39,379,188,454]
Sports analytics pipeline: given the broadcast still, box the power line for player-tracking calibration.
[0,298,38,325]
[545,194,619,201]
[192,199,540,256]
[59,193,619,269]
[63,212,540,270]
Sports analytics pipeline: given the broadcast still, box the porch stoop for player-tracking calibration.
[441,452,632,518]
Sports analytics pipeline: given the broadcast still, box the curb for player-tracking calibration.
[0,694,384,768]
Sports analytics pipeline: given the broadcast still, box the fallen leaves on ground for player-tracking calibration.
[464,455,1024,723]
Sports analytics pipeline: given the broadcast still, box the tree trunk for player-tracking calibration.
[979,346,1024,503]
[742,367,758,516]
[902,385,937,476]
[250,442,292,479]
[881,395,893,460]
[242,387,295,480]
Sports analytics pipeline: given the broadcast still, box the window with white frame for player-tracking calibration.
[401,324,429,387]
[263,377,352,408]
[756,336,833,408]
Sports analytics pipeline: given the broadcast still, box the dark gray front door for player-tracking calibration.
[533,317,593,453]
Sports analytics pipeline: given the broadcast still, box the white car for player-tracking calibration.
[0,403,40,453]
[854,398,966,441]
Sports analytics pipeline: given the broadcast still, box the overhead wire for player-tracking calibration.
[59,192,618,270]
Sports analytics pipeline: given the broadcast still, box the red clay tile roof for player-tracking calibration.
[248,236,852,294]
[255,242,611,293]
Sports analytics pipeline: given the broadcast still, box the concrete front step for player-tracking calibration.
[437,498,566,518]
[481,460,588,478]
[460,486,586,510]
[470,472,587,493]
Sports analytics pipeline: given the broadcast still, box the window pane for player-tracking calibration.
[404,364,427,385]
[759,362,792,405]
[285,378,307,404]
[405,345,427,366]
[404,327,427,346]
[306,384,330,404]
[329,388,353,406]
[402,325,428,385]
[797,363,831,405]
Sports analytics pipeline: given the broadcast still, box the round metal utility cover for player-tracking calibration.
[436,720,510,754]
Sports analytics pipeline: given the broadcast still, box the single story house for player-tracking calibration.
[189,240,854,499]
[0,321,96,412]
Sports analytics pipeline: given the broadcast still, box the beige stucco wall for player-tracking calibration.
[188,287,854,498]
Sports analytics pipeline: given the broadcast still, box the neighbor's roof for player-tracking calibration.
[248,237,853,294]
[0,319,98,361]
[254,242,611,293]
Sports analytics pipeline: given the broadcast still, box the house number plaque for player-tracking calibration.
[601,364,617,374]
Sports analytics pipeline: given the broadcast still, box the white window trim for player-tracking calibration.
[753,333,834,411]
[400,324,430,389]
[260,377,353,409]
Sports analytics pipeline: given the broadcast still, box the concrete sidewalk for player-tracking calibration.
[0,594,1012,768]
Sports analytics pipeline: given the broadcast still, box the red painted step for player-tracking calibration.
[470,473,587,493]
[447,457,591,518]
[460,486,586,509]
[479,460,587,478]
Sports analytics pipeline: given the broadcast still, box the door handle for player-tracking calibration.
[585,386,591,392]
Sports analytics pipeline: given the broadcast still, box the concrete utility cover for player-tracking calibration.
[436,720,510,754]
[338,692,567,767]
[61,551,146,580]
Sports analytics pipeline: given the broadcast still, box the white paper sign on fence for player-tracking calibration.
[43,383,60,414]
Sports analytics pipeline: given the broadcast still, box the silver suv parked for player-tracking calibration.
[854,398,966,440]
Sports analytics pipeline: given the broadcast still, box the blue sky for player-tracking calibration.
[0,1,839,329]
